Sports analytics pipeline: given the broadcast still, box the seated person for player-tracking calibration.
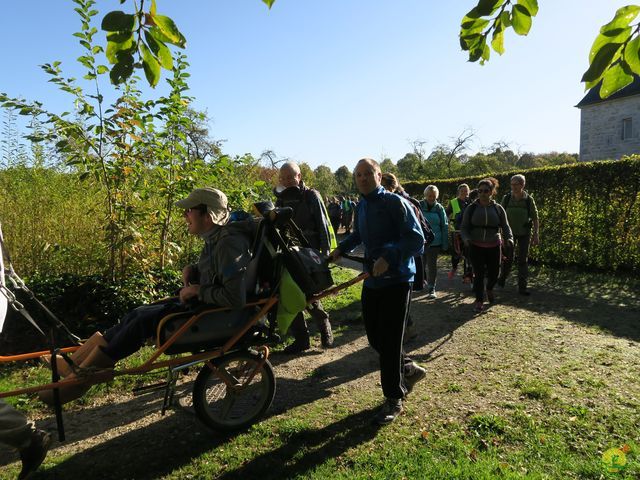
[40,187,256,405]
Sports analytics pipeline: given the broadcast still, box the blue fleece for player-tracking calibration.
[338,186,424,288]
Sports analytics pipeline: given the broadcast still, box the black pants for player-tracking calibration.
[469,244,501,302]
[501,234,530,287]
[288,301,329,341]
[103,299,187,361]
[361,283,415,400]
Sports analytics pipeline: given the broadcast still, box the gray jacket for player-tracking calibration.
[460,200,513,245]
[190,219,257,308]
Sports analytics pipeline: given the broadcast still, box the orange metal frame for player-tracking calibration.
[0,271,368,399]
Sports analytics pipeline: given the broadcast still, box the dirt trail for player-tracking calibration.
[1,264,639,479]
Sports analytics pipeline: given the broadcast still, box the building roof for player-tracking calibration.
[576,75,640,108]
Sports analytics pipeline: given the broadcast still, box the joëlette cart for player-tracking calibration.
[0,205,367,439]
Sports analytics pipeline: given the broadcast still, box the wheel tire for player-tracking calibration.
[192,349,275,432]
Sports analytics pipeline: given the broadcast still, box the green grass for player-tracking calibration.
[2,264,640,479]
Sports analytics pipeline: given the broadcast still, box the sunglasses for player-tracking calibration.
[183,205,208,215]
[478,188,491,193]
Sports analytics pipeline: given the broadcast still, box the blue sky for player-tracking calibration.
[0,1,632,170]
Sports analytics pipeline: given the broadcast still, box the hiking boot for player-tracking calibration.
[373,398,403,425]
[486,290,495,303]
[317,318,334,349]
[473,301,484,313]
[18,430,52,480]
[404,364,427,394]
[282,339,311,354]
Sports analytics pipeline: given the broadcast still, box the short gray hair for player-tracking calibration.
[280,161,301,175]
[511,174,525,185]
[424,185,439,198]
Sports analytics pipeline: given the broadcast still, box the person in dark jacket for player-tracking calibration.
[498,174,539,295]
[0,400,51,479]
[275,162,334,353]
[329,158,426,425]
[460,178,513,313]
[39,187,257,405]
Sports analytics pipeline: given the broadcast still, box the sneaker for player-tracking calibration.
[473,301,484,313]
[404,364,427,394]
[282,339,311,354]
[447,269,456,280]
[373,398,403,425]
[18,430,52,480]
[427,288,437,299]
[486,290,495,303]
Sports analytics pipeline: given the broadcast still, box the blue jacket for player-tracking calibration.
[338,186,424,288]
[419,200,448,249]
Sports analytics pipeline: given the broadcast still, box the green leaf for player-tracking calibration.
[480,42,491,65]
[109,53,134,85]
[518,0,538,17]
[262,0,276,8]
[105,32,134,64]
[500,10,511,28]
[600,5,640,34]
[145,31,173,70]
[491,28,505,55]
[476,0,505,17]
[461,16,490,31]
[97,65,109,74]
[581,42,623,82]
[140,43,161,87]
[601,61,634,98]
[153,15,186,48]
[101,11,136,32]
[624,35,640,75]
[511,5,532,35]
[588,28,631,63]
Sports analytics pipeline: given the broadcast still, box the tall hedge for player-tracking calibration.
[403,158,640,273]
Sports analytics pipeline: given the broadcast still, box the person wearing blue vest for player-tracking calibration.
[329,158,426,425]
[419,185,448,299]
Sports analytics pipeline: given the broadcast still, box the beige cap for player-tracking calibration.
[175,187,230,225]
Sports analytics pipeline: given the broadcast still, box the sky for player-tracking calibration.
[0,1,633,170]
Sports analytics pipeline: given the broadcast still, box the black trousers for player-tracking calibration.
[501,234,530,287]
[103,299,187,361]
[361,283,415,400]
[469,244,501,302]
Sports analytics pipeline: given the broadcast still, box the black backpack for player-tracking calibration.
[399,192,435,246]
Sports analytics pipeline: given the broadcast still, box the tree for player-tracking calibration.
[299,162,316,187]
[380,158,398,176]
[313,165,338,198]
[397,153,424,181]
[334,165,354,193]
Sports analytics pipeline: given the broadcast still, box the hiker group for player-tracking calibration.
[1,159,541,476]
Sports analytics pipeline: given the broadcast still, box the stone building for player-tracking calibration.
[577,76,640,161]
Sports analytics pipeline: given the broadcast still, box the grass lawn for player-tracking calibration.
[1,263,639,479]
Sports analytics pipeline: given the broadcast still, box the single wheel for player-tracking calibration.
[192,349,275,432]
